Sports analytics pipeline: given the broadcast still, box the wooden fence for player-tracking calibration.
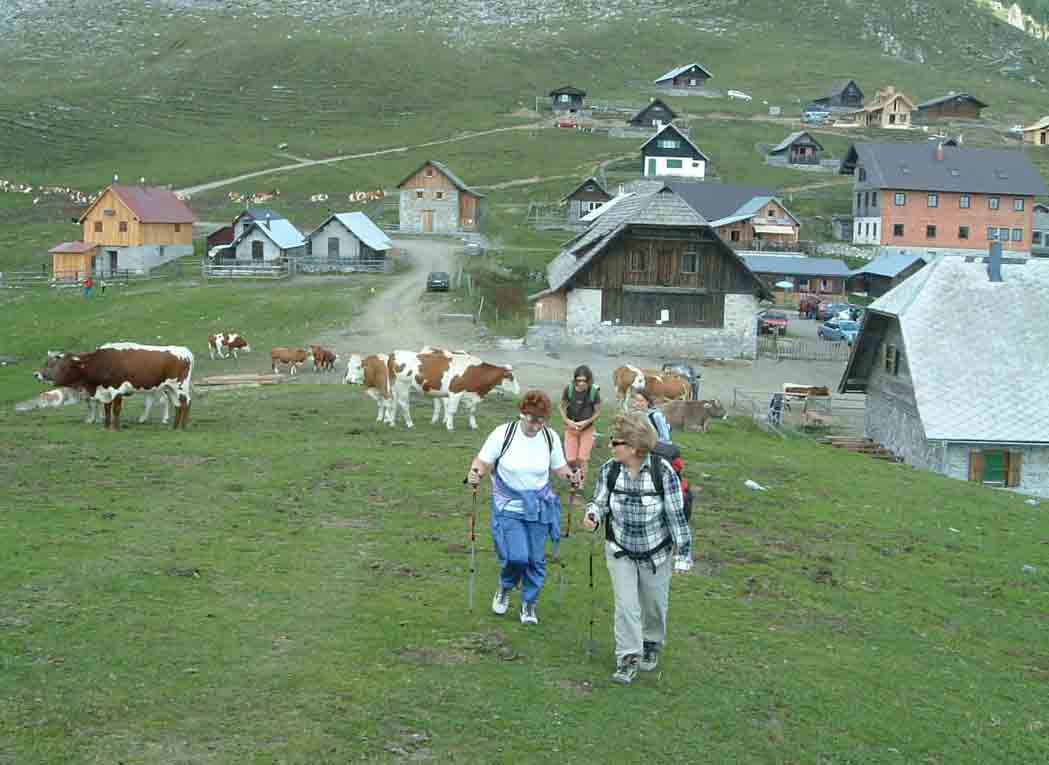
[291,256,390,274]
[201,259,289,279]
[731,387,866,437]
[0,268,147,289]
[757,334,852,362]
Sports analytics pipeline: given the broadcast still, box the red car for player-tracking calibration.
[758,310,789,335]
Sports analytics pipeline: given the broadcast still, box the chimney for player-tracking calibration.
[987,240,1003,283]
[935,141,944,161]
[264,213,271,230]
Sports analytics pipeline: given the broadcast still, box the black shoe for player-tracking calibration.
[612,654,640,684]
[640,642,660,672]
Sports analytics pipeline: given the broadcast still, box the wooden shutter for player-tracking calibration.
[968,450,984,482]
[1007,452,1024,488]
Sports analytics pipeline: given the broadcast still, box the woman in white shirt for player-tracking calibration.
[466,390,581,625]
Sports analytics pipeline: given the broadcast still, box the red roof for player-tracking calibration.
[79,184,197,224]
[48,241,97,255]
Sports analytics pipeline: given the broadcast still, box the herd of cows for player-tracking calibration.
[27,332,731,434]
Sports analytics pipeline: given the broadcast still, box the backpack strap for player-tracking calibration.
[494,421,554,475]
[589,384,600,403]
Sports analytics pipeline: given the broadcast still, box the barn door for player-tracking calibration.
[422,210,434,233]
[657,246,674,285]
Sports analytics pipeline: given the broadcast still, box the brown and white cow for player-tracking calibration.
[271,347,309,375]
[34,343,194,430]
[614,364,692,410]
[208,332,252,360]
[343,353,393,424]
[663,398,727,433]
[387,348,520,430]
[310,345,338,373]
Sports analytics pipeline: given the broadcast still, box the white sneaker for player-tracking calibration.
[520,602,538,625]
[491,588,511,615]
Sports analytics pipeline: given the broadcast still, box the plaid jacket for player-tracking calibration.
[586,455,692,568]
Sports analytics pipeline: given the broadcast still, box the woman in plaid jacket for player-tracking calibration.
[583,412,692,685]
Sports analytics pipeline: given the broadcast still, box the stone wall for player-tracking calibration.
[116,244,194,272]
[398,189,460,233]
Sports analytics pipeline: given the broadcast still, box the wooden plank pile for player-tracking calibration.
[820,437,902,462]
[196,373,285,390]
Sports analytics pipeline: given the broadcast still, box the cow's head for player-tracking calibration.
[500,367,521,397]
[228,334,251,352]
[628,368,646,392]
[34,352,70,384]
[704,399,727,419]
[344,354,365,385]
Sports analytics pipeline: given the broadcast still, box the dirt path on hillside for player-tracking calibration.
[781,177,852,193]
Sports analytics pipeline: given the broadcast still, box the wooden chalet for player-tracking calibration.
[768,131,824,165]
[560,177,612,223]
[47,241,98,281]
[396,160,484,233]
[640,124,709,179]
[550,86,586,113]
[846,253,926,298]
[914,93,988,122]
[850,86,916,129]
[628,98,678,129]
[811,79,864,110]
[529,186,772,359]
[653,63,713,90]
[1022,116,1049,146]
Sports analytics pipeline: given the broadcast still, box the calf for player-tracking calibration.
[208,332,252,360]
[663,398,727,433]
[271,347,309,375]
[34,344,194,430]
[310,345,338,373]
[344,353,393,424]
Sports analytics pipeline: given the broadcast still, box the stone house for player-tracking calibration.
[628,98,678,129]
[767,131,825,166]
[640,124,709,179]
[653,63,713,90]
[396,160,483,234]
[305,212,392,271]
[846,253,926,297]
[840,250,1049,496]
[561,177,612,223]
[231,218,306,262]
[527,185,772,357]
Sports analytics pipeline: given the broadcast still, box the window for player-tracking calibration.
[820,279,830,290]
[425,167,434,177]
[1011,228,1023,242]
[103,208,116,216]
[730,230,741,242]
[999,227,1010,241]
[94,221,103,233]
[798,279,810,290]
[959,195,970,209]
[871,192,878,207]
[989,196,1000,210]
[251,240,264,262]
[560,94,570,103]
[858,168,867,182]
[658,139,680,149]
[665,159,683,169]
[884,343,899,375]
[926,225,937,239]
[692,160,701,168]
[1014,198,1025,212]
[415,190,424,199]
[435,191,444,200]
[174,224,181,232]
[988,226,998,241]
[628,250,647,272]
[682,252,698,273]
[119,221,128,233]
[969,449,1022,487]
[894,192,906,206]
[893,223,904,237]
[768,208,775,216]
[865,222,871,237]
[927,193,939,208]
[1035,232,1044,245]
[959,225,969,240]
[856,193,862,209]
[327,237,340,258]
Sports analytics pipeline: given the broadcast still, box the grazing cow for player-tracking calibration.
[614,364,692,409]
[663,399,727,433]
[208,332,252,360]
[387,348,520,430]
[613,365,647,410]
[33,343,194,430]
[271,347,309,375]
[343,353,393,424]
[310,345,338,373]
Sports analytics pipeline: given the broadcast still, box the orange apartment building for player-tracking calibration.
[841,141,1048,258]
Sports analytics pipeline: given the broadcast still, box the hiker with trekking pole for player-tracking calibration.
[465,390,582,626]
[581,412,692,685]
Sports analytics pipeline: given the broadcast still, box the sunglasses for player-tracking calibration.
[610,439,627,447]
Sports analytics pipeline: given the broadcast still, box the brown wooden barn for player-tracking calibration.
[628,98,678,129]
[47,241,99,281]
[653,63,713,90]
[550,86,586,113]
[561,177,612,223]
[914,93,988,122]
[767,131,825,165]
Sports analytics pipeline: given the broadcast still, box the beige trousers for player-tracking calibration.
[604,541,672,661]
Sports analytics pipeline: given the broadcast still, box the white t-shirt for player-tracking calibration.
[479,422,567,497]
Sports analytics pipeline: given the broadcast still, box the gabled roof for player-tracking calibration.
[1023,116,1049,132]
[549,86,586,97]
[664,180,776,224]
[654,63,713,84]
[234,207,285,225]
[310,212,392,251]
[827,79,861,97]
[839,257,1049,442]
[862,87,916,113]
[916,92,988,110]
[531,186,771,301]
[849,253,925,278]
[769,131,824,155]
[48,241,97,254]
[235,218,305,250]
[559,176,610,204]
[741,255,850,277]
[79,184,196,224]
[639,123,709,161]
[395,160,485,197]
[630,98,678,123]
[840,143,1049,196]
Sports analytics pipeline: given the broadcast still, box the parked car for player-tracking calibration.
[727,89,753,101]
[758,310,789,335]
[463,241,484,257]
[426,271,450,291]
[817,301,850,321]
[802,110,831,125]
[818,319,860,345]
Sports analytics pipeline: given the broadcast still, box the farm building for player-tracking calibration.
[1033,203,1049,257]
[810,79,864,110]
[640,124,709,179]
[528,185,772,358]
[914,93,988,122]
[1022,116,1049,146]
[233,208,285,238]
[229,218,306,262]
[739,254,850,300]
[305,212,392,268]
[653,63,713,90]
[768,131,825,165]
[396,160,484,233]
[666,180,801,248]
[550,86,586,113]
[49,184,197,277]
[206,225,234,255]
[47,241,99,282]
[628,98,678,129]
[848,86,916,129]
[840,250,1049,497]
[846,253,926,297]
[561,177,612,223]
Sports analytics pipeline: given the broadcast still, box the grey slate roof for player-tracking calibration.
[663,180,775,223]
[640,123,709,161]
[916,92,988,110]
[654,63,713,84]
[769,131,824,155]
[850,253,925,278]
[741,255,851,277]
[395,160,485,197]
[532,186,770,300]
[840,143,1049,196]
[844,257,1049,442]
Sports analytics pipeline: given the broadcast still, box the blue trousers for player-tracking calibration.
[491,511,549,605]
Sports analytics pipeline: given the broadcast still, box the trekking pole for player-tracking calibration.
[469,488,477,612]
[587,527,596,658]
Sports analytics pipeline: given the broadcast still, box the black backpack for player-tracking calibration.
[605,443,692,522]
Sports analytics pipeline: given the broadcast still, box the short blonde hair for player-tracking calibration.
[610,412,657,455]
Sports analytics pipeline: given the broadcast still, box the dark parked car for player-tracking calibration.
[426,271,450,291]
[758,310,789,335]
